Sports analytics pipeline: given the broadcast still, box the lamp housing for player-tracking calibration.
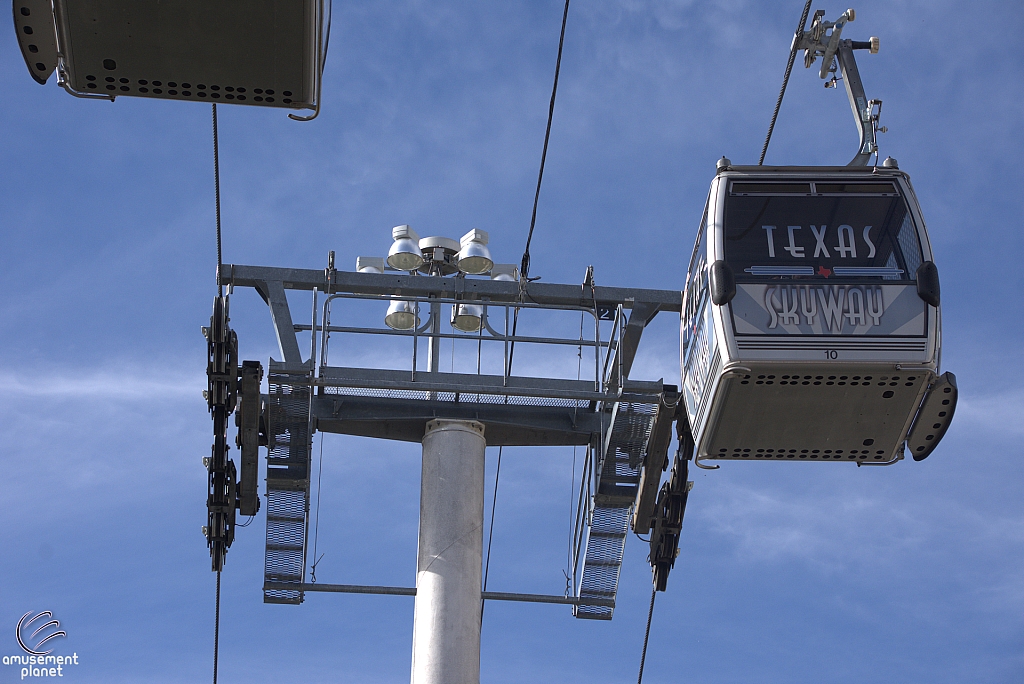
[456,229,493,275]
[451,303,483,333]
[356,257,385,274]
[384,299,419,330]
[490,264,519,282]
[387,225,425,271]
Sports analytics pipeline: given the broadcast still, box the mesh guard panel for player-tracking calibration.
[575,401,657,619]
[263,365,312,604]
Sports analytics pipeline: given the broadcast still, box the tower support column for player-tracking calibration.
[411,419,486,684]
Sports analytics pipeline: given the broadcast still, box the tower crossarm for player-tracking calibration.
[219,264,682,313]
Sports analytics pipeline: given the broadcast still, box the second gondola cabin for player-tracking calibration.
[681,161,956,466]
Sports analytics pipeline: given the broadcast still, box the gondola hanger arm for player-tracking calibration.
[794,8,882,166]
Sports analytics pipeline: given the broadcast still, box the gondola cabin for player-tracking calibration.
[681,163,956,465]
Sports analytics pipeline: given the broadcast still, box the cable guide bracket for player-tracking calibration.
[794,7,883,166]
[204,294,266,571]
[648,418,694,592]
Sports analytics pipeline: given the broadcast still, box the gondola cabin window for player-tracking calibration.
[682,210,709,360]
[681,210,715,418]
[724,181,927,337]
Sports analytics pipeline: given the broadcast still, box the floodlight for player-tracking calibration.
[456,229,492,275]
[385,299,419,330]
[451,303,483,333]
[387,225,424,271]
[356,257,385,274]
[490,264,519,282]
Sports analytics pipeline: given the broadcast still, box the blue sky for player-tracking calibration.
[1,1,1022,682]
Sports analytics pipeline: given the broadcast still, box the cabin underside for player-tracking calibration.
[699,364,933,462]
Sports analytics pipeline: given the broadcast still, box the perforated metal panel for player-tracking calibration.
[13,0,58,84]
[53,0,320,110]
[701,366,932,462]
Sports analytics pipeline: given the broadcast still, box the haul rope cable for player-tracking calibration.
[310,433,327,583]
[636,585,657,684]
[565,267,599,595]
[210,102,223,684]
[311,262,336,583]
[634,3,814,677]
[519,0,570,283]
[509,0,571,362]
[213,570,222,684]
[213,104,223,296]
[758,0,814,165]
[481,0,572,624]
[480,445,503,623]
[565,305,586,594]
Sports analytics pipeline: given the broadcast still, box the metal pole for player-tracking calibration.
[428,299,442,373]
[411,419,486,684]
[427,299,442,400]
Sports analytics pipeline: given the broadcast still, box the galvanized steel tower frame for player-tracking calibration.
[217,259,685,617]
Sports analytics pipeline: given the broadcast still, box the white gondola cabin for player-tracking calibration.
[681,163,956,465]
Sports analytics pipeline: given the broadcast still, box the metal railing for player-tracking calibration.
[295,291,621,395]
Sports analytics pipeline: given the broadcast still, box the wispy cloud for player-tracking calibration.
[697,482,927,569]
[0,367,203,401]
[695,475,1024,614]
[955,390,1024,437]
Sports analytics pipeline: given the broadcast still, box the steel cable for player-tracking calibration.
[636,585,656,684]
[212,104,224,295]
[210,102,225,684]
[480,446,503,623]
[520,0,571,282]
[508,0,571,390]
[310,433,326,582]
[565,310,585,589]
[484,0,572,624]
[758,0,814,165]
[213,570,221,684]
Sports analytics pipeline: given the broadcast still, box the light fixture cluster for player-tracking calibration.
[358,226,516,332]
[384,225,494,275]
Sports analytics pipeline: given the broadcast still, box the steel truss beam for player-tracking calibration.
[220,264,682,311]
[263,582,615,608]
